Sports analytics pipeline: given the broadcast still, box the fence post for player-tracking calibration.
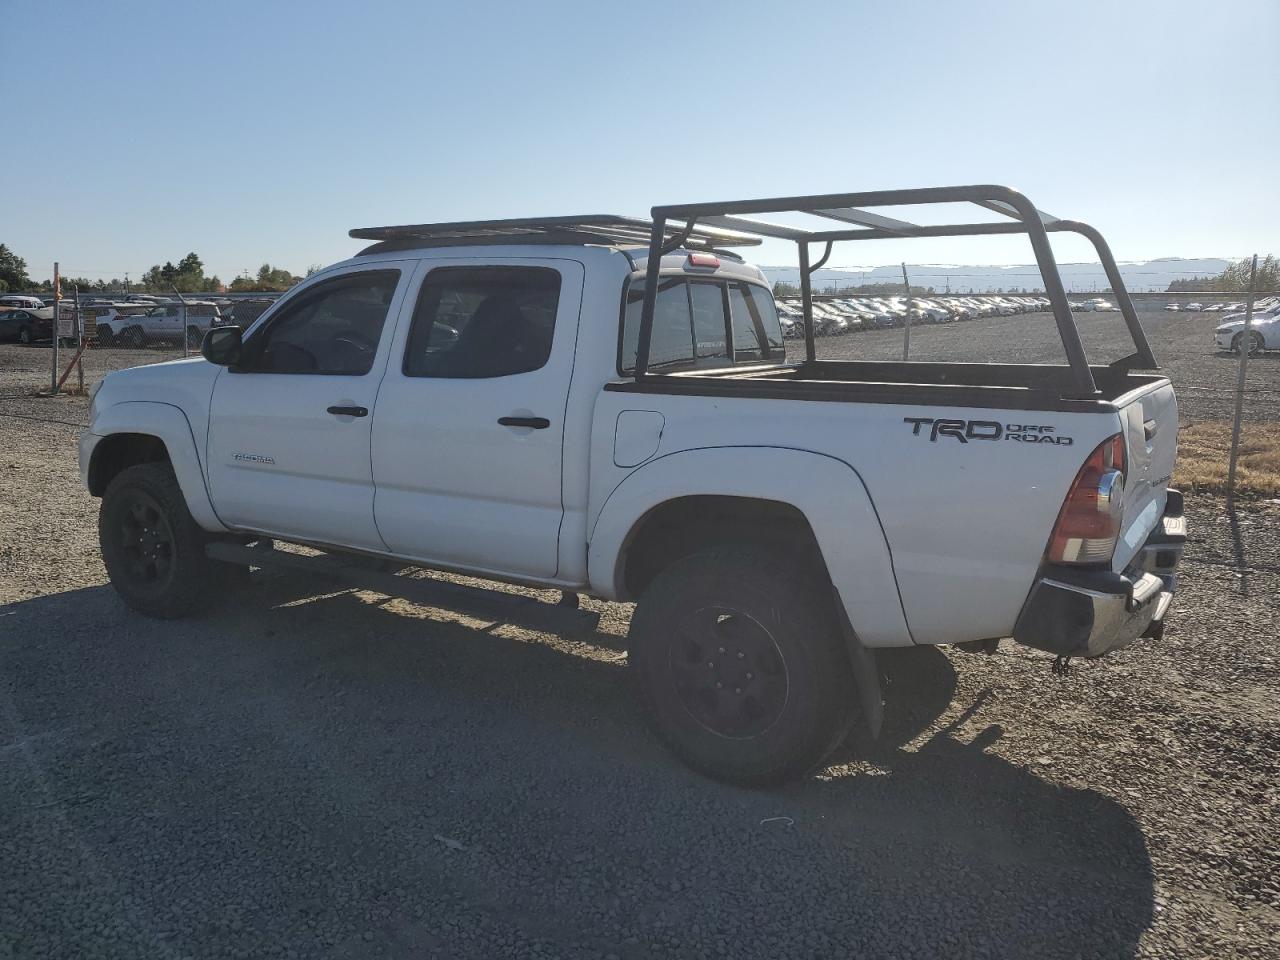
[900,262,912,361]
[1225,254,1258,506]
[172,286,190,357]
[74,285,84,393]
[50,262,60,393]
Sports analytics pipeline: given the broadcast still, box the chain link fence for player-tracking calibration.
[1,283,1274,501]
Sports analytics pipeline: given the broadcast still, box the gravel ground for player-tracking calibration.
[1,311,1278,959]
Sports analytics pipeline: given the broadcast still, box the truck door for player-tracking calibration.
[371,258,583,579]
[205,265,410,551]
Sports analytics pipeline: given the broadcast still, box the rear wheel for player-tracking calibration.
[629,547,857,786]
[97,328,115,347]
[99,462,232,618]
[1233,331,1264,356]
[122,326,145,348]
[186,325,202,349]
[18,326,32,345]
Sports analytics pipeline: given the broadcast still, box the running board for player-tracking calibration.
[204,542,601,635]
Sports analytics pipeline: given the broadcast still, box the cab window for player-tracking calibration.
[238,270,400,375]
[403,266,560,379]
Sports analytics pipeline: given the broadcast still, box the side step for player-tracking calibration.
[205,542,601,635]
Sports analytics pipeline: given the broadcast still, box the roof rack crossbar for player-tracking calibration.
[348,215,761,249]
[973,198,1059,224]
[808,207,918,234]
[695,214,812,241]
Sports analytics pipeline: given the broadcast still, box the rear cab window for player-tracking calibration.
[619,276,784,374]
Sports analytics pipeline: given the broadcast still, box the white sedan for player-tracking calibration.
[1215,311,1278,354]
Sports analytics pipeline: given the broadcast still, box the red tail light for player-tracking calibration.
[1047,433,1126,565]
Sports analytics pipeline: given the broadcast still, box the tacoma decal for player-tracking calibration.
[232,452,276,465]
[904,418,1073,446]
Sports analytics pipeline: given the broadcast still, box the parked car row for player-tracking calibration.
[1068,297,1118,312]
[774,294,1054,338]
[1166,301,1248,312]
[0,291,289,349]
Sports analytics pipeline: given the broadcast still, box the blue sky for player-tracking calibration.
[3,0,1277,284]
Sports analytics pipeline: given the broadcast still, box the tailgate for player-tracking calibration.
[1113,379,1178,572]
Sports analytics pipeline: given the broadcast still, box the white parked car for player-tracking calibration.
[0,294,46,310]
[79,191,1183,785]
[96,300,223,347]
[1216,309,1279,354]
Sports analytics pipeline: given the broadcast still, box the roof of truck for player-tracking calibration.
[349,216,762,254]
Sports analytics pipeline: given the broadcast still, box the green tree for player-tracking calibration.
[1168,256,1279,293]
[0,244,31,291]
[229,263,299,292]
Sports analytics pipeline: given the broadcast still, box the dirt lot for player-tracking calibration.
[1,309,1278,959]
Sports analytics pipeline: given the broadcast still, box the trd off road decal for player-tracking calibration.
[903,417,1073,446]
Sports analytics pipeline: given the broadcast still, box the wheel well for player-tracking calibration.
[88,433,170,496]
[618,495,827,601]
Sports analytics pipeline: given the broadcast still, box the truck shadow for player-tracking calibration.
[0,579,1154,959]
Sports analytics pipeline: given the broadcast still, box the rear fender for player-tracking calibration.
[85,401,226,532]
[589,446,912,648]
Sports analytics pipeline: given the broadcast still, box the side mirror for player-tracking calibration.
[202,326,243,366]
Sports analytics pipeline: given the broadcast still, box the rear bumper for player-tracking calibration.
[1013,491,1185,658]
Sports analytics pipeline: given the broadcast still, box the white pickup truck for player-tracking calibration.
[80,186,1185,784]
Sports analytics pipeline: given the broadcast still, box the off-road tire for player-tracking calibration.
[99,462,226,618]
[629,547,857,786]
[97,328,115,347]
[122,326,145,348]
[18,326,32,345]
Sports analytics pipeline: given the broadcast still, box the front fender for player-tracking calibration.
[81,401,226,532]
[588,446,912,648]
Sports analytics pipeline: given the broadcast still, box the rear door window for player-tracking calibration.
[728,283,785,362]
[620,278,782,373]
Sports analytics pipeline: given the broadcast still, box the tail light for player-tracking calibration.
[1047,433,1126,565]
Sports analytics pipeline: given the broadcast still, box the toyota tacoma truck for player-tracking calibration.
[80,185,1185,785]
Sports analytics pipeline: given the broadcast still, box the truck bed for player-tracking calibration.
[606,360,1167,413]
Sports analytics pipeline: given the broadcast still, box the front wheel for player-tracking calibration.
[629,547,857,785]
[1233,331,1264,356]
[99,462,229,618]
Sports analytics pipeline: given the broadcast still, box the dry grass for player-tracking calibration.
[1175,420,1280,496]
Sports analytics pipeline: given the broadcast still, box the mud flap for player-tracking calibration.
[833,589,884,738]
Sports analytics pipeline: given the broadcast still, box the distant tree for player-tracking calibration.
[305,263,324,278]
[137,252,218,293]
[229,263,300,292]
[0,244,31,291]
[0,278,8,293]
[1167,256,1278,293]
[772,281,800,298]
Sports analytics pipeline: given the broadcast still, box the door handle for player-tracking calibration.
[498,415,550,429]
[327,405,368,418]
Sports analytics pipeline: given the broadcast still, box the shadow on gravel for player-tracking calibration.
[0,579,1155,959]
